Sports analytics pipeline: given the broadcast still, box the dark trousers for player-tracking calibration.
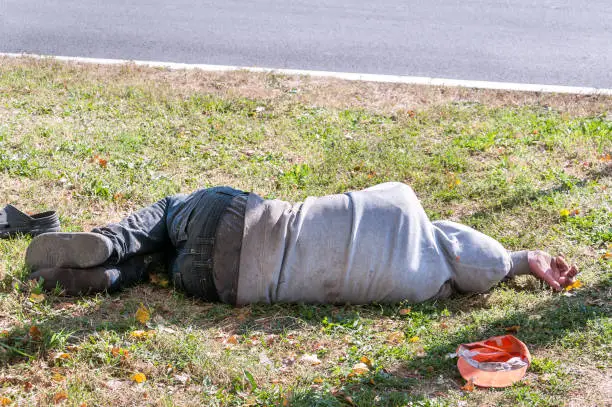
[92,187,247,303]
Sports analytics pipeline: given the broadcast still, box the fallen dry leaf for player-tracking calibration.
[300,353,321,366]
[131,372,146,384]
[111,347,129,360]
[225,335,239,345]
[173,373,190,385]
[359,356,372,367]
[461,378,475,392]
[398,308,411,315]
[351,362,370,375]
[149,274,169,288]
[29,326,42,341]
[53,391,68,404]
[54,352,71,361]
[386,331,405,345]
[505,325,520,334]
[29,293,46,303]
[135,304,150,325]
[51,373,66,382]
[130,330,155,340]
[564,280,582,291]
[235,308,251,322]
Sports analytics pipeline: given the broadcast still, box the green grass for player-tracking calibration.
[0,58,610,406]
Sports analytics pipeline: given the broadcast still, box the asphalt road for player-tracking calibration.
[2,0,611,87]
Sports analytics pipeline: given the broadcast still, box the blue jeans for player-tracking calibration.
[92,187,247,303]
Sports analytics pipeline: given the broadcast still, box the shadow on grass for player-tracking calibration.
[0,275,608,406]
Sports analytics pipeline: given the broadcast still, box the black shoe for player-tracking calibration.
[25,232,113,269]
[29,266,119,296]
[0,205,60,238]
[28,252,167,296]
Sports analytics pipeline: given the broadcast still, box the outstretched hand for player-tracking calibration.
[528,250,578,291]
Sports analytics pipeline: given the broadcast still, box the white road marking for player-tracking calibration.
[2,52,612,96]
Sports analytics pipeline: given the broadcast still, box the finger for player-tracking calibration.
[567,265,579,278]
[559,275,575,287]
[556,256,570,273]
[539,271,562,291]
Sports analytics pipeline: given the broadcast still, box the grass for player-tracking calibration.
[0,57,610,406]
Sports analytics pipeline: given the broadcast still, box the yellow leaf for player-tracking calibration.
[135,304,150,325]
[408,336,420,343]
[564,280,582,291]
[53,391,68,404]
[0,397,11,406]
[351,362,370,375]
[131,372,146,383]
[130,330,155,340]
[559,208,570,217]
[51,373,66,382]
[386,331,405,345]
[359,356,372,367]
[398,308,411,315]
[29,293,46,303]
[149,274,169,288]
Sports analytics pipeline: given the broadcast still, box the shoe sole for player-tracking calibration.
[0,226,61,239]
[25,232,112,269]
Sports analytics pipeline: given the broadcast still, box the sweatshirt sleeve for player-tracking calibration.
[432,220,514,294]
[507,250,531,277]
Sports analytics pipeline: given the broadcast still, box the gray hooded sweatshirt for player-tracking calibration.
[236,182,529,305]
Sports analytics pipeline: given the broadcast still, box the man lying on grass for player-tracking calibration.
[26,182,578,304]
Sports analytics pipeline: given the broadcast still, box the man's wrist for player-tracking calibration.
[508,250,531,278]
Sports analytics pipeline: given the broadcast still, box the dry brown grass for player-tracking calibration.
[2,56,611,116]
